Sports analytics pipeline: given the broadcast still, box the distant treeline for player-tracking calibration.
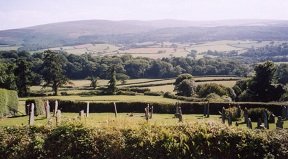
[205,43,288,62]
[0,50,250,80]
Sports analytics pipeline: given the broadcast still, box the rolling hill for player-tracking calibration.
[1,19,288,51]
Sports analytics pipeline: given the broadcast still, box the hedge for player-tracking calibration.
[0,123,287,158]
[0,89,18,117]
[6,90,18,115]
[24,99,288,117]
[25,99,45,116]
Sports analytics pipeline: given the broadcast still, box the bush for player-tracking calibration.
[0,89,8,117]
[144,91,163,96]
[0,89,18,117]
[196,83,229,98]
[225,106,242,121]
[6,90,18,115]
[0,123,287,158]
[25,99,45,116]
[116,91,136,96]
[247,108,274,123]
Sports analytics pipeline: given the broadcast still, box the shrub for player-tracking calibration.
[0,89,18,117]
[0,89,8,117]
[6,90,18,115]
[247,108,274,122]
[144,91,163,96]
[225,106,242,121]
[116,91,136,96]
[0,123,287,158]
[206,93,232,102]
[25,99,45,116]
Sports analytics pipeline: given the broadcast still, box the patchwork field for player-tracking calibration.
[0,40,281,59]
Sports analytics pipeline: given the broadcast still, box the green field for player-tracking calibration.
[29,76,240,95]
[1,113,287,130]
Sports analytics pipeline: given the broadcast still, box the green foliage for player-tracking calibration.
[0,62,16,90]
[144,91,163,96]
[25,99,45,116]
[0,89,8,117]
[0,89,18,117]
[174,73,193,87]
[247,108,273,122]
[176,79,195,96]
[276,64,288,85]
[245,61,285,102]
[107,66,117,95]
[89,76,98,89]
[206,93,232,102]
[6,90,18,115]
[196,83,230,98]
[225,107,242,121]
[0,123,287,158]
[14,59,34,97]
[41,50,69,95]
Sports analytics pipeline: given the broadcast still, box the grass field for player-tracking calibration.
[21,95,179,103]
[29,76,240,95]
[1,113,287,130]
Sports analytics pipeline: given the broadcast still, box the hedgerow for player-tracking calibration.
[0,123,287,158]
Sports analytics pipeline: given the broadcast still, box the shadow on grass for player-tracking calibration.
[35,117,47,121]
[8,115,27,118]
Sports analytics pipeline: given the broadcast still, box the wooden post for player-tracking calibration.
[113,102,117,118]
[54,100,58,117]
[56,110,61,126]
[29,103,35,126]
[45,100,50,119]
[86,102,90,117]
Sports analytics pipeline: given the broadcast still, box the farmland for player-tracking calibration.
[5,40,279,59]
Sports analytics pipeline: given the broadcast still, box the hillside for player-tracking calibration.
[1,19,288,51]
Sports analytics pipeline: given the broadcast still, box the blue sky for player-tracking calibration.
[1,0,288,30]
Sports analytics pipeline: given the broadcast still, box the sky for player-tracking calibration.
[1,0,288,30]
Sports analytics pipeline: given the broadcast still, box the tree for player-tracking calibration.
[196,83,229,98]
[116,73,129,84]
[174,74,193,91]
[90,76,98,89]
[176,79,195,96]
[107,66,117,94]
[0,61,16,90]
[14,59,33,97]
[41,50,69,96]
[246,61,284,101]
[276,64,288,85]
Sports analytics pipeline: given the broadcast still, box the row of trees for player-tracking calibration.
[173,61,288,102]
[0,50,250,80]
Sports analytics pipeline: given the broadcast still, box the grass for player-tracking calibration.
[29,77,240,95]
[1,113,287,130]
[20,95,178,103]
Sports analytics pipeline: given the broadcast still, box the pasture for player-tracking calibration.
[0,40,279,59]
[1,112,287,130]
[29,76,240,95]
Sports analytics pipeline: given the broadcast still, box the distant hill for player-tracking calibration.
[1,19,288,51]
